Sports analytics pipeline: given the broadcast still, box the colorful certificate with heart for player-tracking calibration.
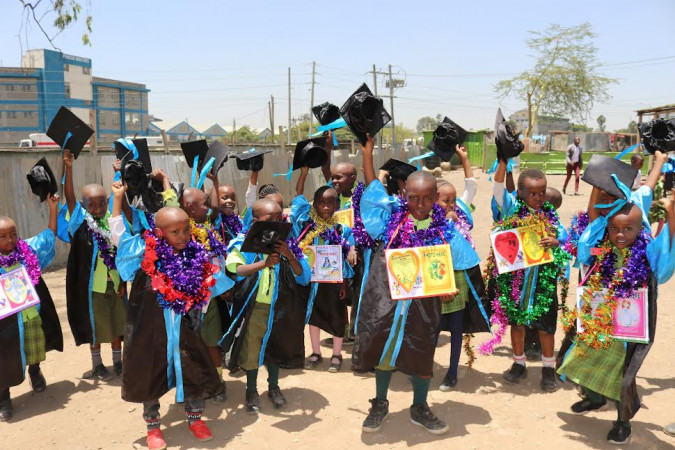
[490,224,553,274]
[332,208,354,229]
[0,267,41,320]
[576,287,649,344]
[385,244,457,300]
[302,245,343,283]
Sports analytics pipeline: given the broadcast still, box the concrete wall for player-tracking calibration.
[0,144,402,266]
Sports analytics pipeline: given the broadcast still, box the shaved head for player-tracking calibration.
[155,206,189,229]
[252,198,282,220]
[407,170,437,189]
[0,216,15,227]
[333,162,357,177]
[179,187,206,209]
[81,183,106,198]
[179,187,208,222]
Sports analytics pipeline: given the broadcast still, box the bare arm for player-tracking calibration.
[236,258,272,277]
[645,150,667,191]
[46,194,60,233]
[456,145,474,179]
[361,134,376,186]
[494,158,507,184]
[296,166,310,197]
[664,189,675,248]
[321,131,333,182]
[276,241,303,275]
[63,150,76,215]
[111,181,127,218]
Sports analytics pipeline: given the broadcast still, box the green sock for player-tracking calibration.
[246,369,258,394]
[267,364,279,390]
[375,370,393,401]
[584,387,606,406]
[412,375,430,406]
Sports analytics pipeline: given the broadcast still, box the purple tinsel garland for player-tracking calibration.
[88,218,117,271]
[0,239,41,285]
[384,202,454,249]
[351,182,376,249]
[454,207,474,248]
[564,210,590,256]
[319,225,352,259]
[220,212,243,239]
[599,232,650,298]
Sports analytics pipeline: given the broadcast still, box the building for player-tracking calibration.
[509,109,570,135]
[202,123,228,140]
[636,104,675,123]
[0,49,150,144]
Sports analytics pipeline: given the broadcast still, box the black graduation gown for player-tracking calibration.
[0,278,63,387]
[556,275,658,422]
[352,242,442,377]
[121,271,222,403]
[220,257,309,370]
[308,283,347,337]
[439,265,493,334]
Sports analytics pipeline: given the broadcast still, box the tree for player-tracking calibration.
[570,123,592,132]
[495,23,616,138]
[230,125,259,143]
[19,1,92,48]
[617,120,638,134]
[416,115,442,133]
[596,115,606,132]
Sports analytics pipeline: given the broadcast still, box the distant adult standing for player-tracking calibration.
[563,136,583,195]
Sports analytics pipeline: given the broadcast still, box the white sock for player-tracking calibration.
[541,356,556,368]
[513,353,526,366]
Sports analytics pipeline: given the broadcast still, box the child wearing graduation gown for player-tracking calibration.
[220,199,310,415]
[111,185,224,449]
[62,150,127,380]
[353,135,453,435]
[292,166,357,372]
[557,196,675,445]
[0,195,63,421]
[435,145,492,391]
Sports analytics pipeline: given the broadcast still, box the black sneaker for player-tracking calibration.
[245,391,260,414]
[540,367,559,392]
[571,398,607,415]
[267,386,287,409]
[503,363,527,384]
[607,421,632,445]
[212,382,227,403]
[0,399,12,422]
[362,398,389,433]
[89,364,113,381]
[29,369,47,393]
[113,361,123,377]
[410,402,449,435]
[439,373,457,392]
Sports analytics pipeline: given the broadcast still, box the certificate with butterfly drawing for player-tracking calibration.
[385,244,457,300]
[490,224,554,274]
[302,245,343,283]
[0,267,41,320]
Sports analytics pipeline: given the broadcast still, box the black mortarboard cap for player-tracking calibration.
[241,221,293,254]
[234,147,273,172]
[638,118,675,155]
[115,138,152,174]
[46,106,94,158]
[26,157,58,202]
[340,83,391,146]
[203,141,231,176]
[380,158,417,181]
[121,159,150,201]
[581,155,639,200]
[180,140,209,169]
[292,137,327,170]
[494,108,523,160]
[312,102,341,126]
[427,116,468,161]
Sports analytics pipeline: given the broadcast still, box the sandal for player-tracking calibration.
[304,353,323,370]
[328,354,343,373]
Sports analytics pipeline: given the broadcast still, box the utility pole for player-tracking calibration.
[232,118,236,145]
[372,64,383,152]
[268,95,275,139]
[388,64,399,158]
[309,61,316,135]
[287,67,292,146]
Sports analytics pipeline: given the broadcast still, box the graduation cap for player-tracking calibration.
[494,108,523,161]
[340,83,391,146]
[380,158,417,181]
[121,159,151,202]
[26,157,58,202]
[114,138,152,173]
[46,106,93,158]
[203,141,231,177]
[638,118,675,155]
[292,137,328,170]
[234,147,273,172]
[427,116,468,161]
[180,140,209,169]
[581,155,638,199]
[312,102,341,126]
[240,221,293,255]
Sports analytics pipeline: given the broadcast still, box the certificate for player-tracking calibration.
[303,245,343,283]
[385,244,457,300]
[490,223,554,274]
[0,267,41,320]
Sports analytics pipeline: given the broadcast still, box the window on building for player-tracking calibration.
[99,112,106,126]
[64,82,71,98]
[82,67,91,75]
[64,63,70,72]
[8,112,16,119]
[112,112,120,127]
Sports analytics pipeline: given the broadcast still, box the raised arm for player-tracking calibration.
[46,193,60,233]
[664,189,675,248]
[493,158,507,184]
[246,171,259,208]
[645,150,667,191]
[456,144,474,179]
[587,187,602,222]
[63,150,76,215]
[321,130,333,182]
[296,166,310,197]
[111,181,127,219]
[361,134,376,186]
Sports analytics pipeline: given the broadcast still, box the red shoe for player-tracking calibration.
[188,419,213,442]
[146,428,167,450]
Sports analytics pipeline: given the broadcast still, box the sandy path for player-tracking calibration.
[2,172,674,449]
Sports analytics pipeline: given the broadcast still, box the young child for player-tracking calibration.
[489,159,568,392]
[630,153,644,190]
[210,176,243,245]
[435,145,491,390]
[180,187,233,403]
[558,196,675,445]
[222,199,310,414]
[293,166,357,372]
[0,195,63,421]
[62,150,126,380]
[353,135,453,435]
[111,187,223,449]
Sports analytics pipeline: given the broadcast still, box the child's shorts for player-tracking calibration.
[238,302,271,371]
[92,282,127,343]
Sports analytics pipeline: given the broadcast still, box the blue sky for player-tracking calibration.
[2,0,674,132]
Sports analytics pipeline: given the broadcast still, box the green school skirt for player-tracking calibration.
[558,340,625,401]
[24,310,46,366]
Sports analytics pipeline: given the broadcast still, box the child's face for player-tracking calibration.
[436,184,457,215]
[608,207,643,249]
[330,164,357,195]
[218,185,237,216]
[264,193,284,211]
[82,185,108,219]
[519,177,547,210]
[314,189,339,221]
[0,220,18,255]
[183,189,209,223]
[406,179,438,221]
[157,217,191,251]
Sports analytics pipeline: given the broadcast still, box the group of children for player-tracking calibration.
[2,125,674,449]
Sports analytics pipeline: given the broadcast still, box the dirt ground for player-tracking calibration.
[2,172,674,450]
